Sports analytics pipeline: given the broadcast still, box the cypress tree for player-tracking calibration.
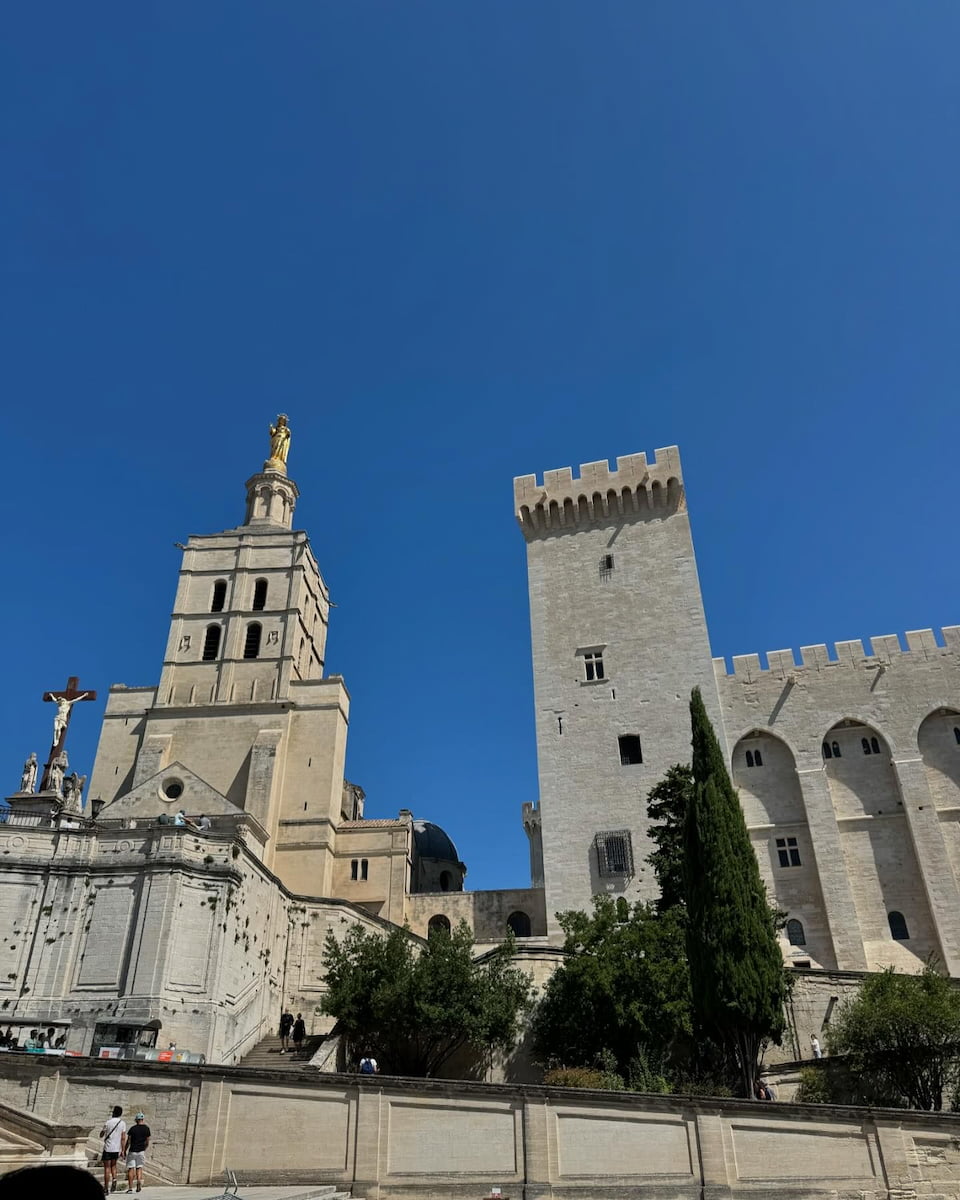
[684,687,788,1097]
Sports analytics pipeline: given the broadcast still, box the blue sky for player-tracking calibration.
[2,3,959,891]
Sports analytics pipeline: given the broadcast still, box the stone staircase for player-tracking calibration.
[239,1033,325,1070]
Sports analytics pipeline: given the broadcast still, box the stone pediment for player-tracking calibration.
[98,761,239,820]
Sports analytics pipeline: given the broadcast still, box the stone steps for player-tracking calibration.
[238,1034,324,1070]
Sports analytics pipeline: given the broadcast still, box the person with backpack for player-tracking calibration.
[99,1106,126,1193]
[291,1014,306,1055]
[358,1052,378,1076]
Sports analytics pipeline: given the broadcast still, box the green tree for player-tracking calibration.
[683,687,788,1097]
[530,894,691,1077]
[826,967,960,1110]
[321,920,533,1077]
[646,764,693,912]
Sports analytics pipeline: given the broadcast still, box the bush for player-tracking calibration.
[543,1066,625,1091]
[795,1066,834,1104]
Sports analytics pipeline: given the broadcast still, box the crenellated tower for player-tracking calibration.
[515,448,723,932]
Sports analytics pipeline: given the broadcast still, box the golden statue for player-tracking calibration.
[266,414,291,470]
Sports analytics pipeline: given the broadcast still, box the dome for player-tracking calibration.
[412,820,460,863]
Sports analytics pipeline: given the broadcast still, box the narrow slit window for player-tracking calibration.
[350,859,358,881]
[243,622,262,660]
[831,741,841,758]
[861,737,871,755]
[618,735,642,765]
[211,580,227,613]
[954,727,960,745]
[202,625,221,661]
[871,736,880,755]
[746,750,754,768]
[360,859,368,881]
[822,741,832,759]
[252,579,268,611]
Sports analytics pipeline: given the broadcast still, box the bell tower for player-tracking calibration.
[87,416,351,895]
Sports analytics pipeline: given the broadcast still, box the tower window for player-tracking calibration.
[582,651,605,682]
[252,579,268,611]
[822,741,832,760]
[211,580,227,613]
[618,735,643,765]
[243,622,262,660]
[832,741,841,758]
[861,736,881,756]
[507,911,532,937]
[361,858,368,881]
[202,625,222,661]
[746,749,764,768]
[888,910,909,941]
[599,554,614,579]
[428,914,451,937]
[350,859,358,881]
[954,726,960,745]
[595,830,634,877]
[786,919,806,947]
[776,836,801,868]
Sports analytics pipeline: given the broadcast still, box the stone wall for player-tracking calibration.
[4,1054,960,1198]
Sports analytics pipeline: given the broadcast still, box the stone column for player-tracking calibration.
[893,757,960,975]
[352,1082,384,1200]
[695,1110,733,1200]
[521,1093,553,1200]
[796,767,868,970]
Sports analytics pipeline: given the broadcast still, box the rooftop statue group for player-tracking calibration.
[14,678,96,814]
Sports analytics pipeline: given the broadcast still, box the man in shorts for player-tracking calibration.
[99,1106,126,1194]
[123,1111,151,1193]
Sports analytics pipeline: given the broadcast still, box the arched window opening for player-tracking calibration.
[507,911,532,937]
[243,622,262,660]
[954,726,960,745]
[888,911,910,941]
[746,750,754,768]
[753,749,763,766]
[427,915,451,938]
[439,871,452,892]
[871,736,880,755]
[786,919,806,947]
[822,741,832,759]
[350,859,358,881]
[202,625,221,661]
[211,580,227,613]
[360,859,368,881]
[253,579,268,611]
[862,737,871,755]
[831,741,841,758]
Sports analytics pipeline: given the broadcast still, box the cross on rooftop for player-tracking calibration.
[39,676,96,792]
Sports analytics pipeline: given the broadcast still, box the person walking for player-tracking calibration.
[123,1112,151,1194]
[810,1033,823,1059]
[279,1009,294,1054]
[99,1106,126,1194]
[292,1014,306,1055]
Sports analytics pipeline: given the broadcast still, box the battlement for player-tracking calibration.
[514,447,684,538]
[714,627,960,680]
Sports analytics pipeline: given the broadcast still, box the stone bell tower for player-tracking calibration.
[87,416,351,894]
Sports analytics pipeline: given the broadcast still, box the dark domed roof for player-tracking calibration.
[412,820,460,863]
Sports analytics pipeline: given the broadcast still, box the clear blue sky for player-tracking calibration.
[3,3,959,890]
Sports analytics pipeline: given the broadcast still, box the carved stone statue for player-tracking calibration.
[267,414,291,468]
[19,754,37,794]
[51,693,91,748]
[47,751,67,797]
[62,772,86,814]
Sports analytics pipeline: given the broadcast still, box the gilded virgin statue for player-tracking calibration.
[267,414,291,468]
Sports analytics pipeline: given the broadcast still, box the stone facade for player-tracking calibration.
[516,447,960,975]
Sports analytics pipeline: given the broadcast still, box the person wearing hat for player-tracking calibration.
[122,1112,151,1193]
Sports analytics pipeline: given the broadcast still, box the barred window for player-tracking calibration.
[595,830,634,877]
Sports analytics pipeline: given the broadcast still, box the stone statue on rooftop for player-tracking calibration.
[19,754,37,795]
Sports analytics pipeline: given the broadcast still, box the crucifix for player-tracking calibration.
[39,676,97,793]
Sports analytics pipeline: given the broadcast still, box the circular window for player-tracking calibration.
[160,778,184,802]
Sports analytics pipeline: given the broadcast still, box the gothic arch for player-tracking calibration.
[824,718,936,969]
[918,709,960,810]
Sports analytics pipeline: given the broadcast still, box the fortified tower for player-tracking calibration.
[87,417,350,895]
[515,448,722,931]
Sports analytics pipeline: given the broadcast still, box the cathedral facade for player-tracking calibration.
[515,447,960,977]
[0,427,543,1064]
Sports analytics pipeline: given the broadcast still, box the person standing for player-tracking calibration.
[123,1112,151,1194]
[810,1033,823,1059]
[99,1106,126,1194]
[291,1014,306,1055]
[359,1052,379,1076]
[279,1009,294,1054]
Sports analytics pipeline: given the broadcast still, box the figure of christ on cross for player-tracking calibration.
[39,677,97,793]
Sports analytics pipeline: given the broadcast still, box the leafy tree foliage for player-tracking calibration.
[826,967,960,1110]
[530,894,691,1077]
[683,688,788,1097]
[321,920,533,1077]
[646,764,693,911]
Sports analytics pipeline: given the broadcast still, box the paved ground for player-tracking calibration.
[104,1189,348,1200]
